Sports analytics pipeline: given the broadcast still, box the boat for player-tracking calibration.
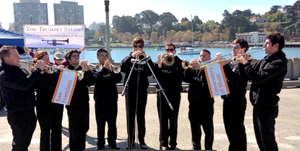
[249,46,264,50]
[176,45,199,55]
[155,46,165,51]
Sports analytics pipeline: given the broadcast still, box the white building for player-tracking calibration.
[236,32,268,43]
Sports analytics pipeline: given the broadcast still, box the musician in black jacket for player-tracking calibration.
[155,43,184,150]
[216,38,249,151]
[183,49,214,150]
[93,49,122,150]
[0,45,44,151]
[32,51,64,151]
[64,49,95,151]
[236,32,287,151]
[120,37,153,150]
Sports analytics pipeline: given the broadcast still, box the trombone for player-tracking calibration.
[182,48,264,69]
[135,52,151,64]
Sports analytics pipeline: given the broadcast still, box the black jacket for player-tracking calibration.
[183,68,214,105]
[65,65,94,108]
[36,70,63,111]
[93,67,122,103]
[239,50,288,106]
[154,56,184,93]
[120,52,153,90]
[0,62,41,112]
[221,60,249,105]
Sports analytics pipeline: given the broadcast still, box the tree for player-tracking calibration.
[139,10,159,37]
[193,15,203,24]
[181,17,189,23]
[150,31,159,43]
[270,5,282,14]
[165,30,176,42]
[159,12,178,31]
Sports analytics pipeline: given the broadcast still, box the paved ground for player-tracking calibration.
[0,87,300,151]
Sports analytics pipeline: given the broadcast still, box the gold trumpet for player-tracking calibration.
[161,53,175,66]
[182,60,200,69]
[88,63,120,74]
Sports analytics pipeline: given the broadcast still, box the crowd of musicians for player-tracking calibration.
[0,32,287,151]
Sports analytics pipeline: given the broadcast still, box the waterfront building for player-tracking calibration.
[13,0,48,33]
[249,17,267,23]
[54,1,84,25]
[235,32,268,43]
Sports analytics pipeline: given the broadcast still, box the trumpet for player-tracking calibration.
[135,52,150,65]
[26,61,85,81]
[160,53,175,66]
[88,63,120,74]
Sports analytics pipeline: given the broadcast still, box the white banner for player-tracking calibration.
[51,70,78,105]
[204,63,230,98]
[23,25,85,48]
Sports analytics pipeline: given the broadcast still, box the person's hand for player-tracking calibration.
[236,56,249,65]
[79,46,86,52]
[104,59,110,70]
[190,58,200,69]
[131,50,142,58]
[157,54,162,68]
[215,52,228,66]
[58,65,65,68]
[23,46,31,53]
[35,60,45,71]
[80,60,88,69]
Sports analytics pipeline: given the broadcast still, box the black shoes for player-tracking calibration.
[140,143,148,150]
[95,146,104,150]
[108,144,120,150]
[170,146,177,150]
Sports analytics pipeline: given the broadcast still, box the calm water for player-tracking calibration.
[47,47,300,63]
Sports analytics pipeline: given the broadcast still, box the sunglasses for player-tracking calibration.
[232,45,239,49]
[134,45,142,48]
[165,49,174,51]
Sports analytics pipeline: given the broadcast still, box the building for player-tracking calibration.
[54,1,84,25]
[236,32,268,43]
[13,0,48,33]
[250,17,267,23]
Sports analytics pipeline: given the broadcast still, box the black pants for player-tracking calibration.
[67,104,89,151]
[223,101,247,151]
[157,90,181,148]
[95,101,118,147]
[125,88,148,148]
[7,109,37,151]
[253,105,278,151]
[36,105,63,151]
[188,103,214,150]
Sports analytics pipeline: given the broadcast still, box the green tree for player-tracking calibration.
[139,10,159,37]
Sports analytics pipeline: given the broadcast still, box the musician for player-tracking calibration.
[236,32,287,151]
[93,48,122,150]
[0,45,45,151]
[183,49,214,150]
[24,46,86,67]
[31,51,64,151]
[155,43,184,150]
[216,38,249,151]
[120,37,153,150]
[64,49,94,151]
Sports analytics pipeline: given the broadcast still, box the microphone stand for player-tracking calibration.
[144,57,174,111]
[121,60,136,150]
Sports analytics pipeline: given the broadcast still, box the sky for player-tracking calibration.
[0,0,298,30]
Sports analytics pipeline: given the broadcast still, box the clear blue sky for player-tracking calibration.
[0,0,297,30]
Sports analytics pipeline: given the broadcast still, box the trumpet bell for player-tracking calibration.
[181,60,189,69]
[136,52,147,64]
[161,53,175,66]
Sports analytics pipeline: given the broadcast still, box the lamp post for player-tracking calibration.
[104,0,113,62]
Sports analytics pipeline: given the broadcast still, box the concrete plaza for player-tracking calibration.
[0,87,300,151]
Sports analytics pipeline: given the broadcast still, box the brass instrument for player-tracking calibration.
[88,63,120,74]
[42,38,69,46]
[135,52,150,65]
[182,48,264,69]
[161,53,175,66]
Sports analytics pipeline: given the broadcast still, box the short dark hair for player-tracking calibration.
[97,48,108,56]
[64,49,79,64]
[233,38,249,52]
[200,49,211,57]
[0,45,17,62]
[131,37,144,48]
[266,32,285,51]
[165,43,176,50]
